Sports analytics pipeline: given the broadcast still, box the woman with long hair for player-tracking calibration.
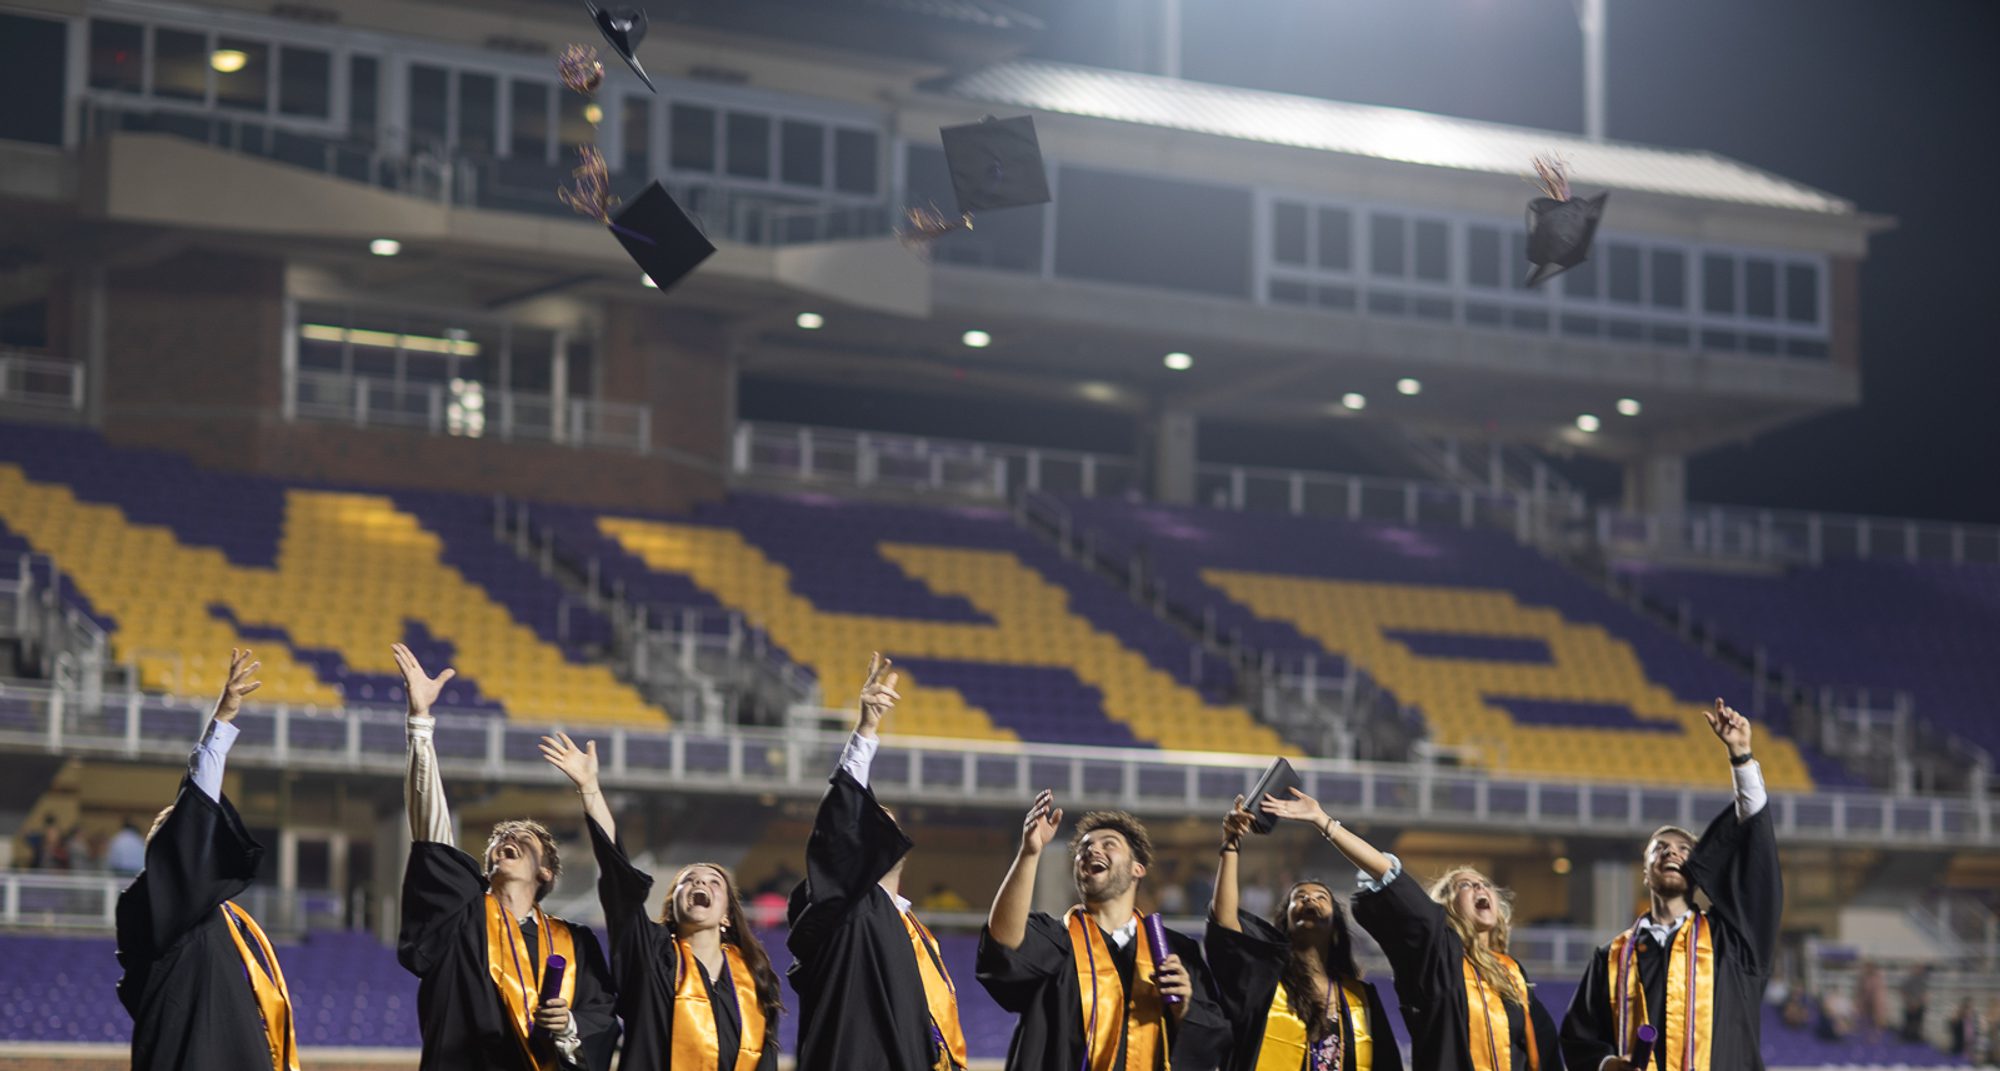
[542,731,781,1070]
[1263,789,1562,1071]
[1207,796,1403,1071]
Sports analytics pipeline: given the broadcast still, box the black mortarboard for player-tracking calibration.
[583,1,655,92]
[939,114,1052,217]
[1524,191,1608,288]
[610,182,714,294]
[1244,757,1304,836]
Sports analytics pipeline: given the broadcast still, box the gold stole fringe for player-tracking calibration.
[220,902,300,1071]
[903,911,969,1071]
[670,940,769,1071]
[1068,908,1169,1071]
[1606,915,1717,1071]
[484,894,578,1071]
[1463,954,1538,1071]
[1253,978,1375,1071]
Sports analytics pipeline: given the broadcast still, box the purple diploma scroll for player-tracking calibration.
[530,954,568,1039]
[1630,1024,1658,1068]
[1143,913,1182,1005]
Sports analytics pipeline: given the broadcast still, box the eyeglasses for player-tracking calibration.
[1453,879,1495,896]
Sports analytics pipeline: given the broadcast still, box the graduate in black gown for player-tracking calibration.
[977,792,1231,1071]
[1261,788,1563,1071]
[392,643,619,1071]
[117,649,299,1071]
[1560,699,1783,1071]
[540,729,783,1070]
[787,653,971,1071]
[1207,795,1403,1071]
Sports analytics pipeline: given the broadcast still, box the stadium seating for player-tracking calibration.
[0,423,655,725]
[539,493,1287,753]
[1060,499,1840,790]
[1636,560,2000,759]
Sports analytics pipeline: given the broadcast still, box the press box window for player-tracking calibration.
[214,38,269,112]
[1607,243,1642,304]
[1467,226,1503,289]
[833,129,879,195]
[1702,254,1736,315]
[1370,214,1406,277]
[1650,249,1686,309]
[724,112,771,179]
[1745,258,1777,319]
[1272,201,1308,265]
[278,46,330,119]
[154,28,209,102]
[1785,263,1819,324]
[88,20,144,93]
[1317,209,1352,272]
[670,105,716,172]
[1413,219,1449,282]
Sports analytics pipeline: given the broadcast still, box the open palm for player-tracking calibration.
[391,642,456,717]
[539,732,599,790]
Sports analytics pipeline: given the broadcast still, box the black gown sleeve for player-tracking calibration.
[1363,979,1406,1071]
[974,911,1071,1013]
[1684,802,1782,978]
[564,924,621,1071]
[398,840,488,977]
[1204,912,1289,1030]
[1166,925,1234,1071]
[585,816,670,994]
[1350,870,1460,1011]
[786,768,913,961]
[114,777,264,1015]
[1559,946,1620,1071]
[1526,972,1567,1071]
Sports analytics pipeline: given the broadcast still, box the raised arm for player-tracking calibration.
[1690,698,1782,973]
[986,788,1063,950]
[1261,787,1395,880]
[1208,795,1254,931]
[395,643,458,845]
[541,732,617,841]
[190,649,260,800]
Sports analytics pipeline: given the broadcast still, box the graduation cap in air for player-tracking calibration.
[902,114,1052,244]
[610,182,714,295]
[1523,155,1607,288]
[583,0,656,92]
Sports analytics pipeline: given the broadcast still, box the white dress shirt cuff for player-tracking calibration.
[838,731,879,788]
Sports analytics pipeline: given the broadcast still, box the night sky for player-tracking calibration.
[1030,0,2000,523]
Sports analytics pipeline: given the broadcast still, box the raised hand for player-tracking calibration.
[391,642,456,719]
[539,732,600,792]
[1222,794,1255,850]
[1703,698,1753,759]
[213,648,262,724]
[855,651,901,739]
[1020,788,1064,857]
[1259,786,1332,831]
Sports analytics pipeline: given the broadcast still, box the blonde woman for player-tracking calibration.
[1263,789,1563,1071]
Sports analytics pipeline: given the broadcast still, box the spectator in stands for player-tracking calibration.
[1946,996,1976,1057]
[65,823,95,871]
[1856,961,1888,1042]
[979,791,1231,1071]
[1780,988,1812,1031]
[1817,988,1853,1042]
[540,730,782,1071]
[106,817,146,877]
[1260,787,1561,1071]
[1204,794,1402,1071]
[917,882,971,914]
[393,643,619,1071]
[785,653,971,1071]
[114,648,299,1071]
[25,813,56,868]
[1561,698,1780,1071]
[1898,963,1931,1044]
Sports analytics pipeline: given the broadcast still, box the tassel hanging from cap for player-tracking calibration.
[558,146,619,225]
[1530,154,1572,202]
[896,204,974,250]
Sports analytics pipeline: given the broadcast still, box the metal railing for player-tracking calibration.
[1596,503,2000,567]
[4,683,1986,847]
[731,422,1144,501]
[0,871,347,935]
[292,371,650,453]
[0,352,85,412]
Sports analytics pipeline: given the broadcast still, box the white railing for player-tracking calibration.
[0,871,347,934]
[1192,460,1537,532]
[0,682,1991,847]
[0,352,85,412]
[291,371,650,453]
[731,422,1143,501]
[1596,503,2000,567]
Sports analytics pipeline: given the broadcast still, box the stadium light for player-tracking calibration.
[1575,413,1600,433]
[1342,392,1367,411]
[1396,378,1421,396]
[961,329,992,349]
[369,238,401,257]
[210,49,248,74]
[795,312,825,330]
[1616,397,1641,416]
[1553,856,1573,875]
[1163,351,1193,371]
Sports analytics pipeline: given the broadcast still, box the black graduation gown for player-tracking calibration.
[397,840,620,1071]
[785,768,939,1071]
[976,907,1233,1071]
[1350,872,1563,1071]
[115,776,280,1071]
[1205,911,1406,1071]
[585,814,778,1071]
[1559,803,1782,1071]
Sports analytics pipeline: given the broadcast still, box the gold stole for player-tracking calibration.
[1068,908,1170,1071]
[1253,978,1375,1071]
[1606,914,1717,1071]
[219,902,300,1071]
[483,894,578,1071]
[1463,954,1539,1071]
[669,940,768,1071]
[903,910,970,1071]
